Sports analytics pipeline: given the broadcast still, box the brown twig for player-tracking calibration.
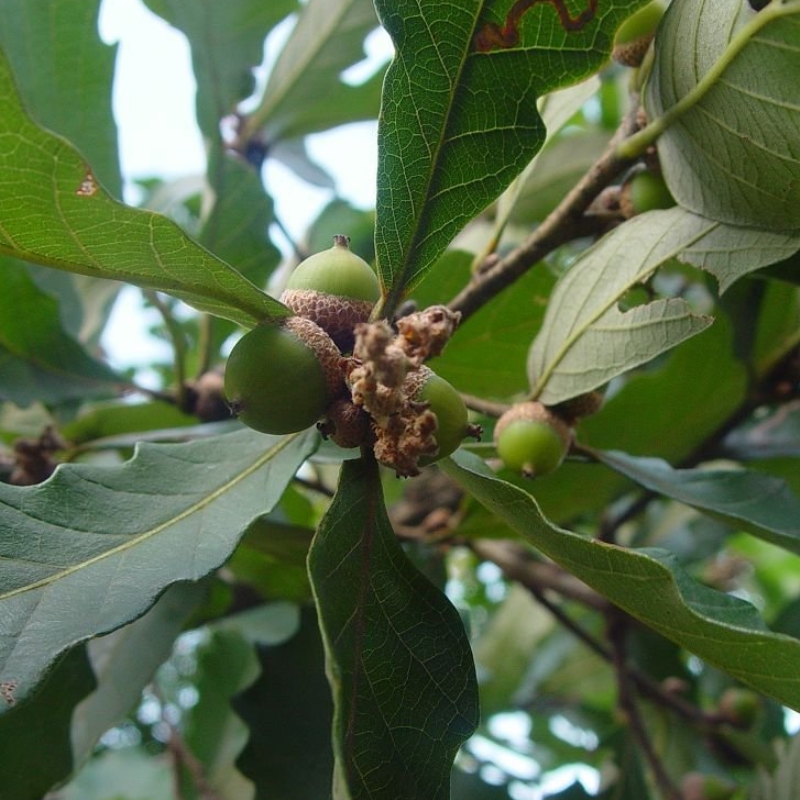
[166,720,224,800]
[607,611,682,800]
[471,538,727,731]
[460,393,510,419]
[471,538,607,610]
[448,98,642,322]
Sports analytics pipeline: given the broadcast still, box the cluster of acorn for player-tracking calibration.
[225,235,600,478]
[223,236,473,473]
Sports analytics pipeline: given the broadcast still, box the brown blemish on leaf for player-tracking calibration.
[76,167,98,197]
[474,0,598,52]
[1,679,19,706]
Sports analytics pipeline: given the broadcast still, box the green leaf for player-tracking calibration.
[373,0,648,315]
[182,627,261,799]
[672,209,800,293]
[71,582,208,764]
[308,456,479,800]
[0,48,285,327]
[0,427,318,711]
[592,449,800,557]
[643,0,800,230]
[60,399,199,446]
[244,0,382,145]
[496,76,602,229]
[235,606,334,800]
[0,0,121,196]
[230,518,314,601]
[199,154,281,288]
[442,450,800,710]
[528,312,748,524]
[143,0,297,139]
[0,646,95,800]
[0,258,122,406]
[527,208,714,404]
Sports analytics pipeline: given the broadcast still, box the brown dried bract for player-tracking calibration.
[396,305,461,365]
[346,317,459,477]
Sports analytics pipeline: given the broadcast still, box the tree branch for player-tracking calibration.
[607,611,682,800]
[447,99,642,322]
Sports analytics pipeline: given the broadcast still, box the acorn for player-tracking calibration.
[372,366,474,476]
[494,402,572,478]
[620,170,676,218]
[612,1,666,67]
[280,234,381,352]
[224,317,344,435]
[404,366,472,465]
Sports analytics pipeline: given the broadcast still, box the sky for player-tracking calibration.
[96,0,388,378]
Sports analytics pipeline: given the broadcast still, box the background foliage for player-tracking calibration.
[1,1,800,799]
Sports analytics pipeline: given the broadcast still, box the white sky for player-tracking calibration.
[97,0,387,377]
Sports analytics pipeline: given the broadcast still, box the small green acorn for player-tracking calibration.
[412,368,471,466]
[612,1,666,67]
[620,170,676,217]
[495,402,572,478]
[281,234,381,352]
[224,317,344,434]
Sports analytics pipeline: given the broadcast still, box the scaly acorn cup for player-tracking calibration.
[224,317,344,435]
[495,402,572,478]
[612,0,666,67]
[280,234,381,352]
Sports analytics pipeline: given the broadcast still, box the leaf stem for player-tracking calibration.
[617,0,800,160]
[144,289,189,409]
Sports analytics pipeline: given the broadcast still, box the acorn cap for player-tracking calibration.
[283,316,346,400]
[281,236,380,352]
[495,401,571,443]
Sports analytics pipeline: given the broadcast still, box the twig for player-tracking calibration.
[471,538,607,610]
[460,393,509,419]
[608,611,682,800]
[143,289,189,409]
[471,538,727,730]
[293,473,335,498]
[167,725,224,800]
[448,99,642,322]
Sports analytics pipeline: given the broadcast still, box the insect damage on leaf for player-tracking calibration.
[75,167,99,197]
[474,0,598,51]
[1,679,19,706]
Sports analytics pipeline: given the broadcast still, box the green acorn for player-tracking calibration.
[224,317,344,434]
[620,170,676,217]
[412,368,471,466]
[495,402,572,478]
[280,234,381,352]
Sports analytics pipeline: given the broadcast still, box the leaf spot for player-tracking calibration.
[76,168,98,197]
[474,0,598,52]
[1,679,18,706]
